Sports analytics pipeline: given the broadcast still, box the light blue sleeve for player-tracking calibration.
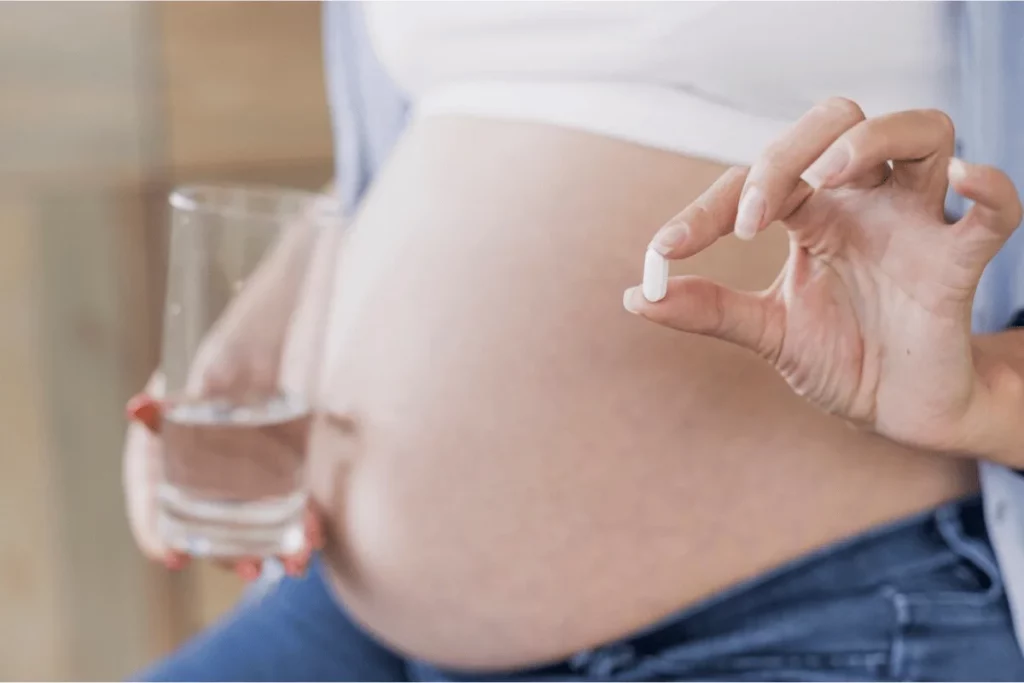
[953,0,1024,659]
[322,2,411,214]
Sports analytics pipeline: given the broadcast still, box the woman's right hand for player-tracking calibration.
[625,100,1023,464]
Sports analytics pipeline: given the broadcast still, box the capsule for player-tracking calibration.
[642,248,668,302]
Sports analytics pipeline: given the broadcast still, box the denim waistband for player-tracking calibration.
[480,495,991,681]
[610,496,988,653]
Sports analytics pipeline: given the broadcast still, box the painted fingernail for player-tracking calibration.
[642,248,669,302]
[948,157,968,183]
[236,560,262,582]
[126,393,162,433]
[734,187,765,241]
[650,221,689,255]
[803,142,851,190]
[623,287,642,314]
[163,551,189,571]
[283,557,308,578]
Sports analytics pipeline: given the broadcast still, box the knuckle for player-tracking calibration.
[200,364,232,393]
[984,168,1022,229]
[685,202,712,230]
[712,165,751,202]
[817,96,866,125]
[1011,195,1023,229]
[997,170,1024,224]
[750,144,797,190]
[924,109,956,144]
[842,126,877,160]
[760,140,790,167]
[723,165,750,184]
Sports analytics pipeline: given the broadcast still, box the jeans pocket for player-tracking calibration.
[889,506,1003,619]
[883,507,1022,681]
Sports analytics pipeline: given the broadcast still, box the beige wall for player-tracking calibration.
[0,3,334,678]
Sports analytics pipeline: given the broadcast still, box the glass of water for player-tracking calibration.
[157,185,341,558]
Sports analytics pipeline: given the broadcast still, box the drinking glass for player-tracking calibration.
[157,185,341,558]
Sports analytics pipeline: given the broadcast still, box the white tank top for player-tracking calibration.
[364,1,954,165]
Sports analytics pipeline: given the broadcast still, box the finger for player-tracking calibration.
[648,166,747,258]
[624,278,782,359]
[649,166,817,260]
[125,377,188,569]
[280,545,313,578]
[164,551,191,572]
[303,505,326,550]
[950,158,1024,240]
[273,506,324,578]
[123,419,177,564]
[735,97,867,240]
[806,109,955,201]
[234,558,264,582]
[126,393,163,433]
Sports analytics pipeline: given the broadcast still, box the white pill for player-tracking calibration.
[642,248,668,302]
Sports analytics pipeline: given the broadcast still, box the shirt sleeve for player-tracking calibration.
[1005,310,1024,476]
[322,2,411,214]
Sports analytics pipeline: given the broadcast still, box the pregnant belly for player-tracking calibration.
[307,117,977,670]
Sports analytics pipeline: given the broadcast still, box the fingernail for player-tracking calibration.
[623,287,642,314]
[948,157,968,183]
[236,561,262,582]
[163,552,189,571]
[126,393,162,433]
[282,544,313,578]
[803,142,850,190]
[283,558,307,578]
[734,187,765,241]
[649,221,689,255]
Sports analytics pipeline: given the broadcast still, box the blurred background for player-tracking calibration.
[0,2,333,678]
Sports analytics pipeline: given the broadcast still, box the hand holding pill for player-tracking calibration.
[621,101,1024,465]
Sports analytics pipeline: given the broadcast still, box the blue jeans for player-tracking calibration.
[137,497,1024,681]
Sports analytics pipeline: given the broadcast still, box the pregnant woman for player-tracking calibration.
[131,3,1024,680]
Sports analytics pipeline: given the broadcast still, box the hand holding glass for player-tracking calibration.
[157,185,340,558]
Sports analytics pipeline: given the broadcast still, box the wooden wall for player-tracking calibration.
[0,3,334,678]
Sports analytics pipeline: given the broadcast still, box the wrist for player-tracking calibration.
[969,335,1024,467]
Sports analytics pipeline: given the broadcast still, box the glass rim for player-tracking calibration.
[168,184,343,223]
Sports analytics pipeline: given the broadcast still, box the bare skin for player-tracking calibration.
[628,100,1024,464]
[308,115,978,670]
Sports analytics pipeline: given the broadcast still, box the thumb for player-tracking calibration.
[950,158,1023,256]
[624,277,781,358]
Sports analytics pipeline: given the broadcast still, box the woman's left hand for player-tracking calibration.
[624,98,1024,460]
